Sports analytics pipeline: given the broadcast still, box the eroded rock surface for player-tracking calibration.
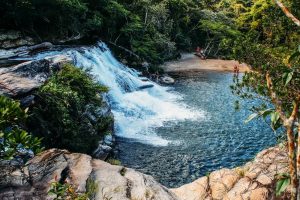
[0,55,72,97]
[0,149,179,200]
[171,146,289,200]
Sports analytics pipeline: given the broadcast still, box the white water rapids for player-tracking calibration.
[34,42,204,146]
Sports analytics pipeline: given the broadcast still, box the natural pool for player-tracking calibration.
[117,71,276,188]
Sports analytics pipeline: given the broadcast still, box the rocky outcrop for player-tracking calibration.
[0,55,72,97]
[0,149,179,200]
[0,30,35,49]
[171,146,289,200]
[0,42,53,60]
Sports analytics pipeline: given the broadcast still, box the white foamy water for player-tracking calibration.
[33,42,205,146]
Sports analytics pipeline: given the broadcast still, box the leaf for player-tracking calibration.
[259,109,273,118]
[276,177,290,196]
[271,112,280,127]
[289,51,300,62]
[245,113,258,123]
[285,72,293,86]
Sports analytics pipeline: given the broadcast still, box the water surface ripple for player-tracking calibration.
[117,71,276,188]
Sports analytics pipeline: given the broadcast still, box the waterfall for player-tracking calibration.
[35,42,204,146]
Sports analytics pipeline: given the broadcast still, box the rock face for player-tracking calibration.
[0,30,35,49]
[171,146,289,200]
[0,149,179,200]
[0,55,72,97]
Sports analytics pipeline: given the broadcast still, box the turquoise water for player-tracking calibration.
[117,71,276,188]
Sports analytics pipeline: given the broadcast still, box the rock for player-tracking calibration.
[20,95,35,107]
[104,135,114,146]
[0,55,72,97]
[160,76,175,84]
[170,177,209,200]
[93,144,113,160]
[139,84,154,90]
[0,149,179,200]
[0,42,53,60]
[171,146,288,200]
[0,30,35,49]
[142,61,150,70]
[140,77,149,81]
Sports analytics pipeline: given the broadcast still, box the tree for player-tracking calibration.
[231,1,300,199]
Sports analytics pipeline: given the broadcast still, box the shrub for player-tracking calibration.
[0,96,43,161]
[28,64,111,154]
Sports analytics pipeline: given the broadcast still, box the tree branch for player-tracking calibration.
[274,0,300,26]
[266,72,288,122]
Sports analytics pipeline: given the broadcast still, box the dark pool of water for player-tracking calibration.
[116,71,276,188]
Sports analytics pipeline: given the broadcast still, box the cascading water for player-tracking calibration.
[69,43,203,146]
[34,42,203,146]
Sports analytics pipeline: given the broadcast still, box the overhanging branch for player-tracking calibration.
[274,0,300,26]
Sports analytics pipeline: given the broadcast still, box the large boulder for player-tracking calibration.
[0,55,72,97]
[0,149,179,200]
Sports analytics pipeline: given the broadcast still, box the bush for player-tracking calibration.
[28,64,112,154]
[0,96,43,161]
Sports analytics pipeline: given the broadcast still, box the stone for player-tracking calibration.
[250,188,269,200]
[172,146,288,200]
[0,42,53,60]
[0,30,35,49]
[0,149,179,200]
[209,168,240,199]
[171,177,209,200]
[0,55,72,97]
[160,76,175,84]
[139,84,154,90]
[93,144,113,160]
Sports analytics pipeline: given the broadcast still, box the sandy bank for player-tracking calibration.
[162,54,250,73]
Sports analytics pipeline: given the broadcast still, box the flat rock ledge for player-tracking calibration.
[0,146,290,200]
[0,149,179,200]
[0,55,72,97]
[171,146,289,200]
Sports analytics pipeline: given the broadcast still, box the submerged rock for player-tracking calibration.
[160,76,175,84]
[138,84,154,90]
[0,149,179,200]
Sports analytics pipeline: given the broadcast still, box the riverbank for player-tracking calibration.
[162,54,250,73]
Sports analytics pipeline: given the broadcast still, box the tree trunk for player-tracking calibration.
[287,101,299,200]
[297,119,300,200]
[287,124,297,200]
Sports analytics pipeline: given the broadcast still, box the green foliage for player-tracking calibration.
[275,173,290,197]
[48,178,98,200]
[106,158,121,165]
[28,64,111,154]
[0,96,43,161]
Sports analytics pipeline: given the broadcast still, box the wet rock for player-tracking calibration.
[160,76,175,84]
[0,149,179,200]
[139,84,154,90]
[93,144,113,160]
[0,42,53,60]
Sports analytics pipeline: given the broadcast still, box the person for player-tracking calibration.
[196,46,201,53]
[234,64,239,74]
